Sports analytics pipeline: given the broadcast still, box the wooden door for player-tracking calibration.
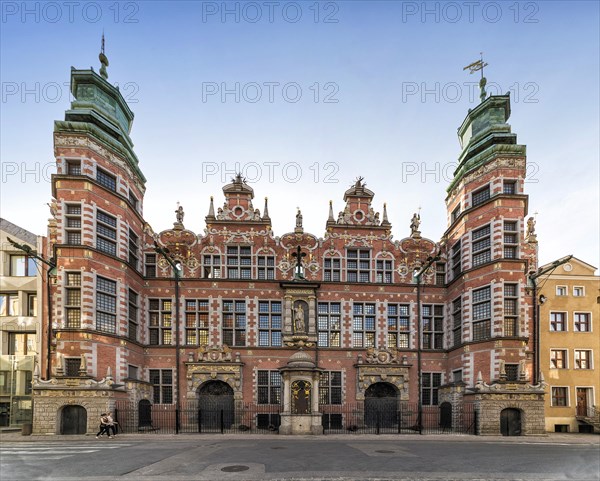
[577,388,588,416]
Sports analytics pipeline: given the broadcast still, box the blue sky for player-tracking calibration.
[1,1,599,268]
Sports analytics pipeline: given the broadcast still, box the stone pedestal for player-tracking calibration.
[279,413,323,435]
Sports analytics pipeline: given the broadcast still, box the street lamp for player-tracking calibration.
[154,241,182,434]
[7,237,56,380]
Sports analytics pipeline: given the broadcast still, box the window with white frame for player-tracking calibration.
[550,349,567,369]
[573,286,585,297]
[185,299,209,345]
[551,386,568,406]
[575,350,592,369]
[65,204,82,244]
[556,286,567,296]
[387,303,410,349]
[317,302,341,347]
[347,249,370,283]
[226,246,251,279]
[257,255,275,280]
[352,303,376,348]
[472,225,491,267]
[376,258,393,283]
[9,255,37,276]
[202,254,221,279]
[574,313,591,332]
[550,312,566,332]
[503,221,518,259]
[258,301,282,347]
[323,257,341,282]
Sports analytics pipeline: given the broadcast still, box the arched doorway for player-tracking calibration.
[440,402,452,431]
[138,399,153,429]
[500,408,522,436]
[365,382,398,428]
[197,380,234,431]
[60,405,87,434]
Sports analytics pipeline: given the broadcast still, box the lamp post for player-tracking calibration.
[154,242,182,434]
[413,251,440,435]
[7,237,56,380]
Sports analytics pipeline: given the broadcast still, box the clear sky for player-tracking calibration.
[1,1,599,268]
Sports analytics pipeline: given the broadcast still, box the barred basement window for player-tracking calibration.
[96,210,117,256]
[435,262,446,286]
[149,369,173,404]
[257,370,281,404]
[96,167,116,191]
[347,249,370,283]
[472,224,491,267]
[202,254,221,279]
[352,303,376,348]
[574,313,590,332]
[65,272,81,328]
[66,159,81,175]
[422,304,444,349]
[222,300,246,346]
[471,185,490,207]
[145,254,157,277]
[317,302,341,347]
[451,240,462,278]
[65,204,82,244]
[323,257,341,282]
[319,371,342,405]
[387,303,409,349]
[422,372,442,405]
[503,221,519,259]
[550,312,566,332]
[376,259,393,283]
[452,296,462,347]
[185,299,209,345]
[258,301,282,347]
[149,299,172,345]
[128,289,138,342]
[96,276,117,334]
[128,229,139,269]
[472,286,491,341]
[551,387,568,406]
[504,283,518,337]
[226,246,252,279]
[64,358,81,377]
[503,180,517,194]
[257,255,275,280]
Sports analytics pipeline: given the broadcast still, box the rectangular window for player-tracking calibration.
[503,221,518,259]
[257,370,281,404]
[422,372,442,405]
[422,304,444,349]
[504,283,518,337]
[145,254,157,277]
[575,350,591,369]
[65,204,82,245]
[149,299,172,345]
[202,254,221,279]
[185,299,209,346]
[128,189,139,210]
[574,313,591,332]
[323,258,341,282]
[8,332,37,355]
[550,312,566,332]
[352,303,376,348]
[556,286,567,296]
[503,180,517,194]
[551,387,568,407]
[66,159,81,175]
[451,240,462,278]
[435,262,446,286]
[452,369,463,383]
[96,168,116,191]
[226,246,252,279]
[472,185,490,207]
[452,296,462,347]
[347,249,370,283]
[258,301,282,347]
[27,294,37,317]
[505,364,519,381]
[128,229,139,269]
[257,255,275,280]
[128,365,138,380]
[376,259,393,283]
[65,272,81,328]
[472,286,491,341]
[149,369,173,404]
[472,225,491,267]
[451,205,461,223]
[64,358,81,377]
[0,293,19,317]
[222,300,246,346]
[573,286,585,297]
[96,210,117,256]
[387,303,410,349]
[128,289,138,342]
[550,349,567,369]
[10,255,37,276]
[319,371,342,405]
[96,276,117,334]
[317,302,341,347]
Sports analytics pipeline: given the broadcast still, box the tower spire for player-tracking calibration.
[99,32,109,80]
[463,52,488,103]
[262,197,270,220]
[381,202,390,225]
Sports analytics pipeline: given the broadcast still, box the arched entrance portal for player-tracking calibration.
[138,399,153,429]
[500,408,522,436]
[197,380,235,431]
[60,405,87,434]
[365,382,398,428]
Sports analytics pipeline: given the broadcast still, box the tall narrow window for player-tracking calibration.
[472,286,491,341]
[202,254,221,279]
[222,300,246,346]
[226,246,251,279]
[435,262,446,286]
[451,205,461,223]
[422,372,442,405]
[65,204,82,245]
[149,299,172,345]
[128,289,138,342]
[96,210,117,256]
[471,185,490,207]
[451,240,462,278]
[422,304,444,349]
[149,369,173,404]
[319,371,342,405]
[503,221,518,259]
[317,302,341,347]
[185,299,209,345]
[376,259,393,283]
[323,257,341,282]
[387,303,409,349]
[96,276,117,334]
[145,254,157,277]
[504,283,518,336]
[257,370,281,404]
[258,301,282,346]
[452,297,462,347]
[472,225,491,267]
[65,272,81,328]
[347,249,370,282]
[128,229,139,269]
[128,189,139,210]
[27,294,37,317]
[352,303,376,348]
[257,255,275,280]
[96,167,116,191]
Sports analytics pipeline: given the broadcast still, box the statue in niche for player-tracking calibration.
[294,304,306,333]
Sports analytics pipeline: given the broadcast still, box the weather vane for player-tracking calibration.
[463,52,488,103]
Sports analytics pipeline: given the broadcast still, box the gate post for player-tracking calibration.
[220,409,224,434]
[198,408,202,433]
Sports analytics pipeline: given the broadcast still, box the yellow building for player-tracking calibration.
[539,257,600,433]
